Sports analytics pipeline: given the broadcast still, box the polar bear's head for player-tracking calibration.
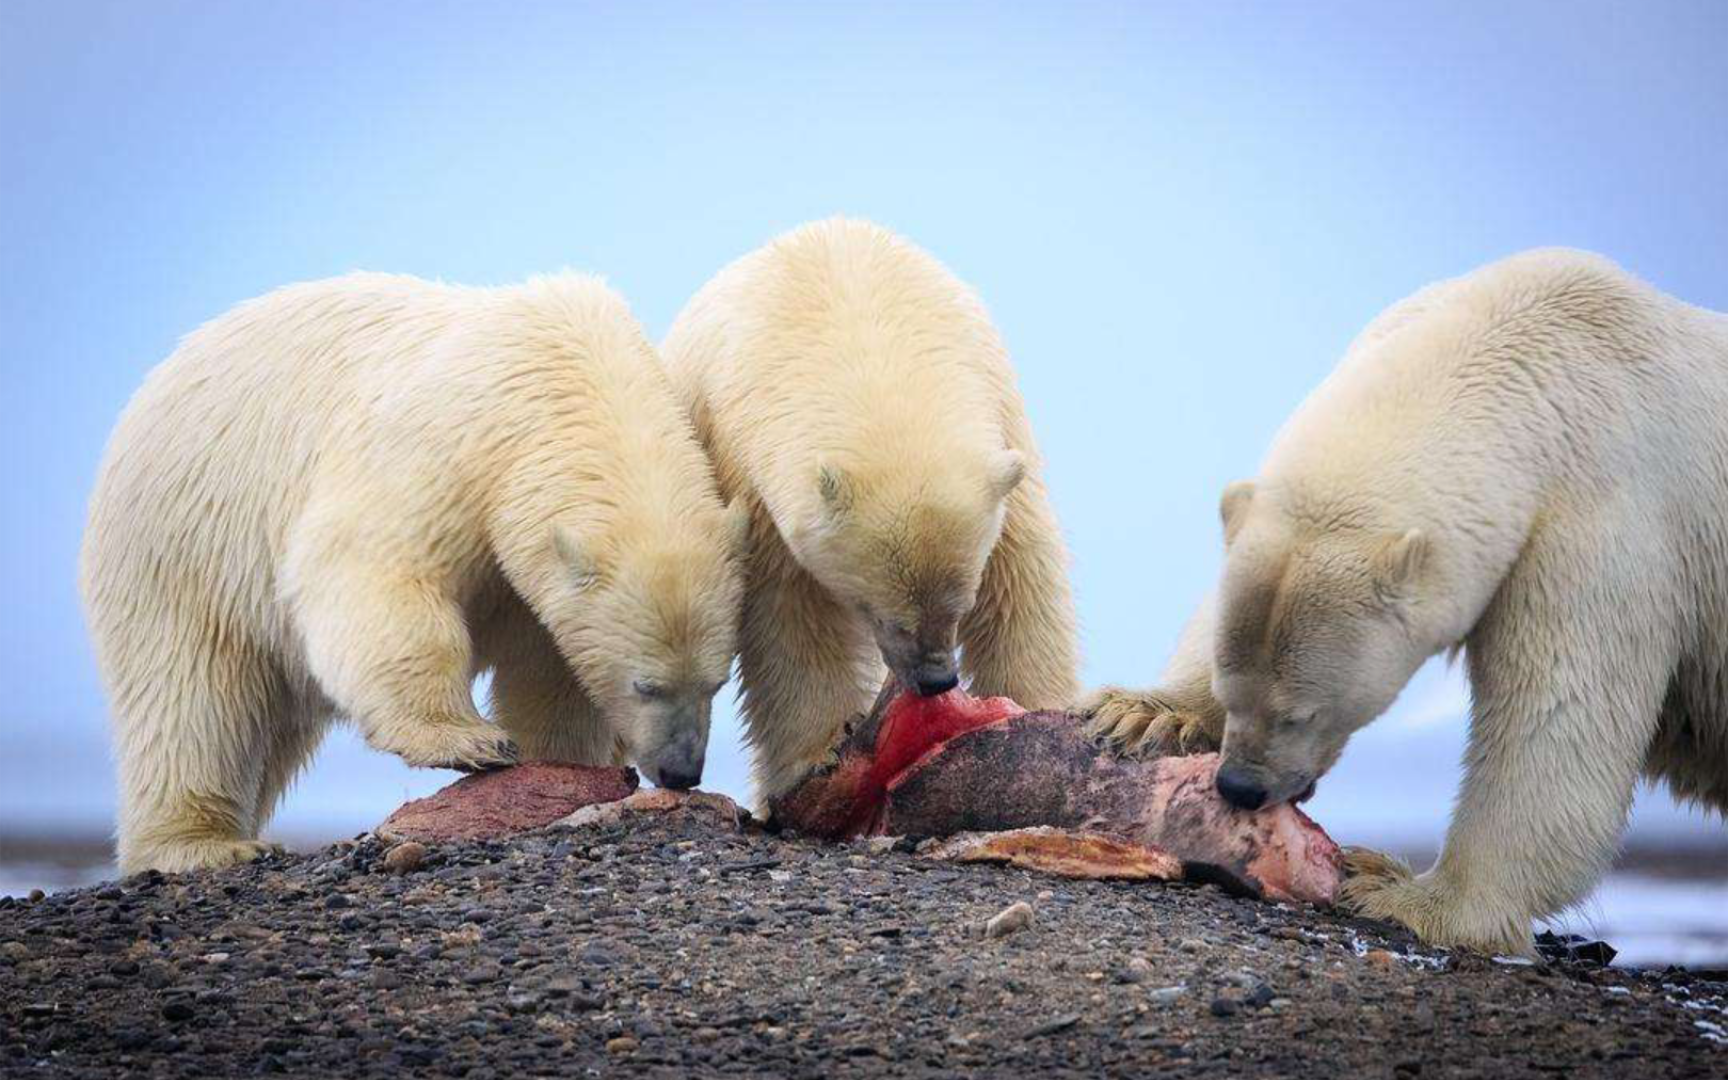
[789,450,1025,696]
[1208,480,1439,810]
[552,505,747,790]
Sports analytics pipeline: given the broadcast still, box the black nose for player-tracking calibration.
[914,671,960,697]
[1215,766,1268,811]
[659,767,701,792]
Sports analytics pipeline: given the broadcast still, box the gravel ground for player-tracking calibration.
[3,811,1725,1078]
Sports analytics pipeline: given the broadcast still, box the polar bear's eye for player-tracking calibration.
[632,679,667,699]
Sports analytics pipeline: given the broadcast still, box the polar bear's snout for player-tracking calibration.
[640,721,708,791]
[1214,762,1270,811]
[870,615,961,698]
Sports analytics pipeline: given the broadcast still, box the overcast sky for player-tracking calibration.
[3,1,1726,854]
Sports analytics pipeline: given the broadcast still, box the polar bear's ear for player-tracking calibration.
[986,449,1026,502]
[552,525,601,590]
[817,463,854,518]
[1375,528,1429,597]
[724,500,752,558]
[1220,480,1255,546]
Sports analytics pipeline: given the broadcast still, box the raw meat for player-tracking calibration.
[772,683,1343,904]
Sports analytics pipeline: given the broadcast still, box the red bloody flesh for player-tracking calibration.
[849,688,1026,832]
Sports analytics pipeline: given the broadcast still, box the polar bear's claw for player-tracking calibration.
[391,726,521,773]
[1081,687,1222,758]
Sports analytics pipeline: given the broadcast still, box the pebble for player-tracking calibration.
[1024,1013,1081,1038]
[984,901,1035,939]
[27,889,45,903]
[1147,984,1187,1005]
[1365,949,1400,968]
[160,1000,195,1023]
[462,962,503,985]
[605,1036,639,1055]
[1117,957,1155,984]
[1208,996,1239,1018]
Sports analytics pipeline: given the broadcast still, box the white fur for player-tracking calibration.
[1088,249,1728,953]
[82,273,744,874]
[663,218,1080,803]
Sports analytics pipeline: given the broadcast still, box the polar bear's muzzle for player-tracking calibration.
[870,617,960,697]
[644,733,706,791]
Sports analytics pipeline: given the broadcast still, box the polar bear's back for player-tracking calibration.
[79,271,665,666]
[1262,249,1728,517]
[81,275,453,649]
[663,218,1030,515]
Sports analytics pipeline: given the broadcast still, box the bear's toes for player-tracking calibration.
[1336,848,1531,956]
[384,723,520,773]
[1080,687,1221,758]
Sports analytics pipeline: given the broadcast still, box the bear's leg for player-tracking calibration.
[112,637,290,875]
[480,596,623,764]
[251,704,331,835]
[1340,552,1670,954]
[739,523,882,804]
[960,477,1081,710]
[292,569,518,771]
[1080,592,1225,756]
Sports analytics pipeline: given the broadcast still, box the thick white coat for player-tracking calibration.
[82,273,743,874]
[663,219,1080,802]
[1089,250,1728,953]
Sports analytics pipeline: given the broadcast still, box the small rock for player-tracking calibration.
[1179,938,1209,953]
[161,1000,195,1023]
[1147,984,1187,1006]
[1364,949,1400,968]
[1209,996,1239,1018]
[462,962,502,985]
[1024,1013,1081,1038]
[984,901,1035,939]
[605,1036,639,1055]
[1117,957,1155,985]
[382,842,427,875]
[579,945,619,967]
[27,889,45,903]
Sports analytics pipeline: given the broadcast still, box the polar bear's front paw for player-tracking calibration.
[1338,847,1531,956]
[1081,686,1222,758]
[385,722,520,772]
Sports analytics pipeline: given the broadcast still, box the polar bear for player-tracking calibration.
[662,218,1080,802]
[82,272,746,875]
[1086,249,1728,954]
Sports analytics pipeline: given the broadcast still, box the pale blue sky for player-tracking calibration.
[3,1,1725,849]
